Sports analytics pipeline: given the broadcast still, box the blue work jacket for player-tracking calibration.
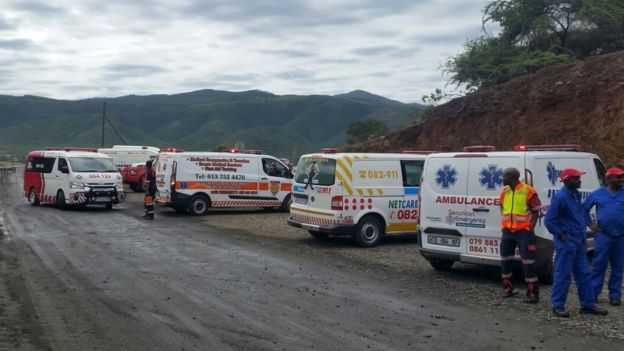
[583,187,624,237]
[545,186,592,245]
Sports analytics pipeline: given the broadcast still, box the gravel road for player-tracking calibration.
[0,169,621,350]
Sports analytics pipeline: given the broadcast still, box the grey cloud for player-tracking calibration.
[370,71,393,78]
[212,73,260,83]
[261,49,316,59]
[352,45,419,58]
[0,39,36,50]
[274,69,315,80]
[103,64,168,79]
[414,25,484,45]
[318,58,360,64]
[9,0,67,15]
[0,16,16,31]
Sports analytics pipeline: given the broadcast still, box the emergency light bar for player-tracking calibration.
[46,147,98,152]
[462,145,496,152]
[513,144,583,152]
[163,147,183,153]
[320,148,339,154]
[242,150,263,155]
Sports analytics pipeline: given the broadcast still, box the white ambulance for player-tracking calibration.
[418,145,606,282]
[154,151,293,215]
[98,145,160,192]
[23,148,125,210]
[287,150,427,247]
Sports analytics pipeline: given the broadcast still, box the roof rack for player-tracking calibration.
[462,145,496,152]
[402,150,439,155]
[320,148,339,154]
[513,144,583,152]
[46,147,98,152]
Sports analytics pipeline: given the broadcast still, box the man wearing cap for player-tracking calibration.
[545,168,608,317]
[584,167,624,306]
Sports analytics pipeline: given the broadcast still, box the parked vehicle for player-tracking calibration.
[98,145,159,192]
[287,150,427,247]
[154,151,293,215]
[23,148,125,209]
[418,144,606,282]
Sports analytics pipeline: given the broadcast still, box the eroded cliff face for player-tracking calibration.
[361,50,624,166]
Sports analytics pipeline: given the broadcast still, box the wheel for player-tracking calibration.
[188,194,210,216]
[136,176,145,192]
[280,194,292,213]
[538,252,554,284]
[129,183,138,192]
[57,190,67,210]
[28,188,40,206]
[308,230,329,240]
[105,203,113,210]
[429,259,454,271]
[353,216,384,247]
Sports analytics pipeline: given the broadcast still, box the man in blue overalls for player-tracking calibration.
[545,168,608,317]
[584,167,624,306]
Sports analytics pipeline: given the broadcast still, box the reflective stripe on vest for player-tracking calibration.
[500,182,535,231]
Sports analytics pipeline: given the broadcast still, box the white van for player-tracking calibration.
[98,145,160,192]
[154,151,293,215]
[24,148,125,209]
[418,145,606,281]
[287,151,427,247]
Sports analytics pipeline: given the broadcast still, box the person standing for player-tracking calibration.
[143,160,157,220]
[584,167,624,306]
[544,168,608,317]
[499,168,542,303]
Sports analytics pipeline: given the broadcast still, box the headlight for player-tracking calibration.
[70,181,85,189]
[116,183,124,191]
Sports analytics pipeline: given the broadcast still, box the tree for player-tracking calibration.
[445,0,624,89]
[346,120,388,145]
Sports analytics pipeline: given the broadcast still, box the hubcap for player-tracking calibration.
[29,190,35,203]
[361,222,378,241]
[194,200,206,212]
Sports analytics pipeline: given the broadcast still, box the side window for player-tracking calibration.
[401,160,424,187]
[594,158,606,186]
[58,158,69,173]
[262,158,288,177]
[41,158,56,174]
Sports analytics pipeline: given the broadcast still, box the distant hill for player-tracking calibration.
[0,89,425,160]
[355,50,624,167]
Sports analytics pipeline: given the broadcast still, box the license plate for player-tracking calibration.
[94,196,111,202]
[294,197,308,205]
[427,235,459,247]
[467,237,500,257]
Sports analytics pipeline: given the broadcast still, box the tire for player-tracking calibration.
[136,176,145,193]
[188,194,210,216]
[57,190,67,210]
[280,194,292,213]
[308,230,329,240]
[105,203,113,210]
[429,259,454,271]
[28,188,40,206]
[353,216,384,247]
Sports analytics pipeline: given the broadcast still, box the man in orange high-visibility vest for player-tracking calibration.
[500,167,543,303]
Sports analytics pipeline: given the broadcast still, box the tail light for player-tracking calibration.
[331,196,343,210]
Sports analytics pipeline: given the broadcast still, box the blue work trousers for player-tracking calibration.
[551,238,596,310]
[592,233,624,300]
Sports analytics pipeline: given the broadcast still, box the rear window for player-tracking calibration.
[294,157,336,186]
[401,160,424,186]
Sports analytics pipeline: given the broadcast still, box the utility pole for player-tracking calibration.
[101,101,106,147]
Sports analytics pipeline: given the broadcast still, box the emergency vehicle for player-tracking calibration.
[154,151,293,215]
[287,150,427,247]
[98,145,160,192]
[23,148,126,209]
[418,145,606,282]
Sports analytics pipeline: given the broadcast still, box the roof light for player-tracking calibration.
[320,148,339,154]
[46,147,98,152]
[242,149,263,155]
[462,145,496,152]
[230,149,240,153]
[513,144,583,152]
[163,147,183,153]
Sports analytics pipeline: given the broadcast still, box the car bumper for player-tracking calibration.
[287,217,355,236]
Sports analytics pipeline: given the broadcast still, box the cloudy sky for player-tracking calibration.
[0,0,493,103]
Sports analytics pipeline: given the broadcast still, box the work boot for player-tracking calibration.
[524,282,539,304]
[552,308,570,318]
[609,299,621,306]
[579,306,608,315]
[502,278,518,298]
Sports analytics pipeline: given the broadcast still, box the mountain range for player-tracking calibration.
[0,89,424,160]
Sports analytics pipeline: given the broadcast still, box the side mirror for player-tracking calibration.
[60,166,69,174]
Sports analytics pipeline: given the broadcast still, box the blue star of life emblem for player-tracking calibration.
[547,161,560,186]
[435,165,457,189]
[479,165,503,190]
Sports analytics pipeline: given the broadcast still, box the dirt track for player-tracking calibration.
[0,170,621,350]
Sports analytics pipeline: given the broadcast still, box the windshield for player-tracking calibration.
[294,157,336,186]
[68,157,118,172]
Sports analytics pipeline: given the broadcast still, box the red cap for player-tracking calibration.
[605,167,624,177]
[560,168,586,181]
